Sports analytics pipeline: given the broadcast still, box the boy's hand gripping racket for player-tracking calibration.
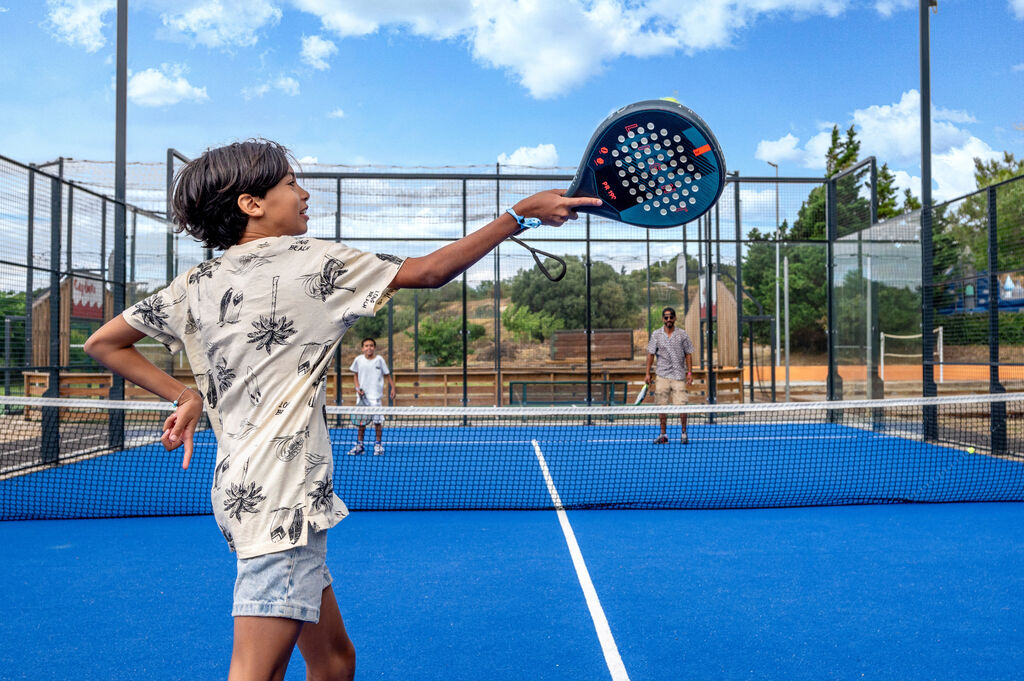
[509,99,726,281]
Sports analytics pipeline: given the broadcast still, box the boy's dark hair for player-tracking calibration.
[662,307,677,317]
[361,338,376,347]
[171,139,294,250]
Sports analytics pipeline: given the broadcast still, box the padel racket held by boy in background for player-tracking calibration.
[507,99,727,280]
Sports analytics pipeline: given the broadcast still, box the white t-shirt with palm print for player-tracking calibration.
[124,235,404,558]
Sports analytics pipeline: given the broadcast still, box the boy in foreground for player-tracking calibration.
[85,139,600,681]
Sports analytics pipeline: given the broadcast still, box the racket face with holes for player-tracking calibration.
[633,383,649,405]
[567,100,726,227]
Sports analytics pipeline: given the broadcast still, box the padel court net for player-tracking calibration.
[1,393,1022,520]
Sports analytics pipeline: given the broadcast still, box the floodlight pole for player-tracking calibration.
[920,0,937,439]
[109,0,127,449]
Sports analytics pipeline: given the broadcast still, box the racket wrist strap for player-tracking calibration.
[505,207,541,230]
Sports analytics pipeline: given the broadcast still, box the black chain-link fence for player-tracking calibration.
[2,149,1020,407]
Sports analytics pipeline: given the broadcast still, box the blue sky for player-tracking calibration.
[0,0,1022,202]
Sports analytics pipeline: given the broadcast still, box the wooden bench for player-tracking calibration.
[550,330,634,361]
[508,380,629,406]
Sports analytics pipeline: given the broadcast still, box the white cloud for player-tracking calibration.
[1012,0,1024,20]
[890,168,918,200]
[873,0,914,17]
[301,34,337,70]
[931,136,1001,201]
[274,76,300,96]
[293,0,864,99]
[755,134,806,166]
[851,91,977,167]
[297,155,319,165]
[498,143,558,167]
[328,108,345,119]
[241,83,270,99]
[127,65,208,107]
[292,0,473,38]
[756,90,1003,203]
[1013,63,1024,72]
[46,0,115,53]
[755,126,835,171]
[242,76,299,99]
[161,0,281,48]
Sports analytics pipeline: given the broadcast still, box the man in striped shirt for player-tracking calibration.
[644,306,694,444]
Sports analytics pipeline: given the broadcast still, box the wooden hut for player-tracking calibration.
[31,276,113,367]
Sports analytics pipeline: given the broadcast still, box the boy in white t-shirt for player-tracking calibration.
[347,337,395,456]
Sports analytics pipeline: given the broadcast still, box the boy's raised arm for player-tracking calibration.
[390,190,601,290]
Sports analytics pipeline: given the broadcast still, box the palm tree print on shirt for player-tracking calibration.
[132,296,170,330]
[188,259,220,284]
[223,459,266,522]
[214,356,236,394]
[308,475,334,514]
[247,276,296,354]
[188,259,221,300]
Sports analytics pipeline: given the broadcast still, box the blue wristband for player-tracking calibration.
[506,207,541,229]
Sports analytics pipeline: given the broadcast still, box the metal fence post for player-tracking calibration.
[334,177,343,412]
[494,165,502,406]
[987,186,1006,454]
[25,167,35,370]
[109,0,128,453]
[825,176,841,405]
[919,0,937,439]
[705,211,716,405]
[462,179,468,408]
[166,149,175,283]
[585,214,592,406]
[42,175,62,463]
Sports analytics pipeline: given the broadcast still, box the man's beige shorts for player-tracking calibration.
[654,376,690,405]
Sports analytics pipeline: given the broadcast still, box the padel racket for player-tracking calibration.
[568,99,726,226]
[350,393,371,427]
[507,99,726,281]
[633,383,649,405]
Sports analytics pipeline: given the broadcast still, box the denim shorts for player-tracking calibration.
[233,526,333,623]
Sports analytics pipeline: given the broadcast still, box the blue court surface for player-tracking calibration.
[1,504,1023,681]
[2,414,1023,679]
[4,418,1024,518]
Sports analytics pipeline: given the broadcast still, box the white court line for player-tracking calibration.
[531,439,630,681]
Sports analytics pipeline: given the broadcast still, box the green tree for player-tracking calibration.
[501,303,563,342]
[0,291,27,368]
[876,163,900,220]
[826,125,861,178]
[505,256,643,329]
[974,152,1024,186]
[901,188,922,213]
[410,317,485,367]
[351,314,385,341]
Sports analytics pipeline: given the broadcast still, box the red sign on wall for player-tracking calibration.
[71,278,103,320]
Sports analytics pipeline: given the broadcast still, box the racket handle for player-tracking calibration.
[506,235,567,282]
